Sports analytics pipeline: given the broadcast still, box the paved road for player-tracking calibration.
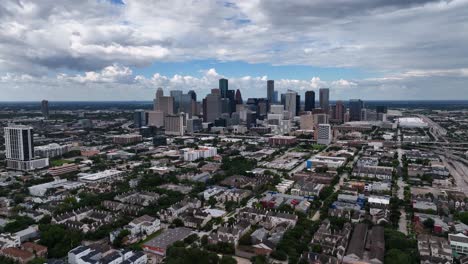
[398,209,408,235]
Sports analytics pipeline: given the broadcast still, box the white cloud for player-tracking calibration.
[0,0,467,100]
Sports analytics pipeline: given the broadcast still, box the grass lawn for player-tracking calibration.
[50,159,72,167]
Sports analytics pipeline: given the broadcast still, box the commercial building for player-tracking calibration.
[267,80,275,105]
[68,246,146,264]
[78,169,125,183]
[349,99,364,121]
[146,110,165,127]
[268,136,297,146]
[305,91,315,111]
[113,134,143,144]
[4,125,49,171]
[334,100,345,123]
[34,143,71,158]
[48,163,79,176]
[133,110,147,128]
[307,156,347,169]
[449,233,468,256]
[182,147,218,161]
[284,91,298,118]
[156,96,175,116]
[219,78,229,98]
[28,179,84,196]
[317,124,332,145]
[319,88,330,113]
[397,117,428,128]
[203,92,222,123]
[164,114,185,136]
[142,227,193,257]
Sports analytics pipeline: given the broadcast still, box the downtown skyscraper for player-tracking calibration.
[319,88,330,113]
[304,91,315,111]
[267,80,275,105]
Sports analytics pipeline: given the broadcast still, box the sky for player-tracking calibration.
[0,0,467,101]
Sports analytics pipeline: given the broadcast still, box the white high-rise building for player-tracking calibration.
[4,125,49,171]
[284,91,297,118]
[317,124,332,145]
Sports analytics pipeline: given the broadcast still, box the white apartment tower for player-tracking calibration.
[4,125,49,171]
[317,124,332,145]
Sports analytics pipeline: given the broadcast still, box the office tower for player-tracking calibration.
[334,100,345,123]
[227,89,236,113]
[133,110,147,128]
[319,88,330,113]
[41,100,49,119]
[349,99,364,121]
[304,91,315,111]
[164,114,185,136]
[273,91,278,104]
[4,125,49,171]
[188,90,197,101]
[219,78,228,98]
[257,98,269,118]
[170,90,183,113]
[300,113,314,130]
[296,94,300,116]
[221,98,231,114]
[235,89,243,104]
[154,87,164,110]
[284,91,297,118]
[186,117,203,134]
[317,124,332,145]
[313,112,329,126]
[156,96,174,116]
[147,110,165,127]
[180,94,194,117]
[267,80,274,106]
[203,92,221,122]
[270,105,284,115]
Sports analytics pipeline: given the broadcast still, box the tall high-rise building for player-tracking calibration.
[188,90,197,101]
[227,89,236,113]
[219,78,228,98]
[319,88,330,113]
[170,90,183,113]
[203,92,221,123]
[273,91,278,104]
[180,94,194,117]
[349,99,364,121]
[267,80,274,105]
[133,110,147,128]
[154,87,164,111]
[235,89,243,104]
[41,100,49,119]
[304,91,315,111]
[334,100,345,123]
[283,91,297,118]
[156,96,174,116]
[164,114,185,136]
[296,94,301,116]
[4,125,49,171]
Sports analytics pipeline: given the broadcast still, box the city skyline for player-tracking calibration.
[1,0,468,101]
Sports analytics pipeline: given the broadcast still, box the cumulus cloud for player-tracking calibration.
[0,0,467,99]
[0,65,466,101]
